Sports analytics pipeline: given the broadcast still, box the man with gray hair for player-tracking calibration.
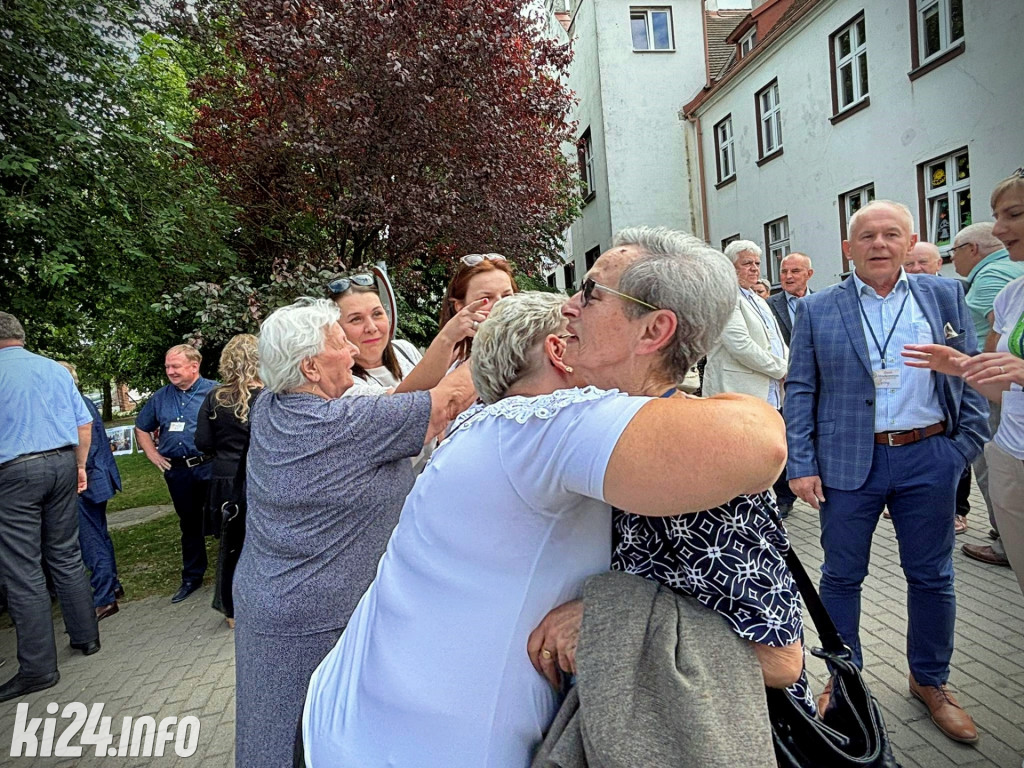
[705,240,794,514]
[767,252,814,345]
[0,312,100,702]
[903,241,944,275]
[951,221,1024,566]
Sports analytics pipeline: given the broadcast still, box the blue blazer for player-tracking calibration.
[767,290,793,345]
[80,397,122,504]
[784,274,989,491]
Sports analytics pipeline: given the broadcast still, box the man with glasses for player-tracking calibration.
[950,222,1024,565]
[135,345,217,603]
[704,240,794,515]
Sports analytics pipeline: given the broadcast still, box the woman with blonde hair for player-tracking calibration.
[195,333,262,626]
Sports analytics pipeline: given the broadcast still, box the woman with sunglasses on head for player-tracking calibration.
[439,253,519,366]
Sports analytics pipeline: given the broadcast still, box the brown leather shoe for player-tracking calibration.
[954,515,968,535]
[816,679,833,719]
[95,602,119,621]
[909,674,978,744]
[962,543,1010,567]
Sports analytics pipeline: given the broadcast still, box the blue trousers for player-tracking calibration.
[77,496,120,607]
[819,435,964,687]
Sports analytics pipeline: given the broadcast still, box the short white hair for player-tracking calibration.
[780,252,813,270]
[259,298,340,394]
[723,240,762,263]
[471,292,565,404]
[849,200,915,237]
[954,222,1004,253]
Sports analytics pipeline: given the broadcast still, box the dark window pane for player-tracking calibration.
[856,17,866,45]
[951,0,964,41]
[652,11,671,49]
[859,53,869,94]
[958,189,972,228]
[929,161,947,189]
[867,186,875,202]
[934,197,951,245]
[631,15,649,49]
[838,29,851,58]
[956,152,970,180]
[840,63,853,107]
[923,7,941,57]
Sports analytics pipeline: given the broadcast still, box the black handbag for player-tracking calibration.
[764,505,901,768]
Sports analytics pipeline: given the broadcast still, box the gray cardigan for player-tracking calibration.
[532,571,776,768]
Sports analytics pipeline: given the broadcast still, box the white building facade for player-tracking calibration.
[548,0,751,290]
[684,0,1024,288]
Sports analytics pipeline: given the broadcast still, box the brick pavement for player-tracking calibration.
[0,489,1021,767]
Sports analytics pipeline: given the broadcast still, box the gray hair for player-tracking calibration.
[849,199,915,237]
[471,292,565,404]
[258,298,341,394]
[0,312,26,343]
[954,221,1004,253]
[613,226,739,379]
[723,239,762,263]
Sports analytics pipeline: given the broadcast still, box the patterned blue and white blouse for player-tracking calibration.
[612,490,815,712]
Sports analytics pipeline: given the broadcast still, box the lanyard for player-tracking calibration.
[858,289,910,370]
[660,387,678,398]
[176,385,201,421]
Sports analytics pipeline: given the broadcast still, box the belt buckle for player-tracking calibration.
[185,456,201,469]
[886,431,908,447]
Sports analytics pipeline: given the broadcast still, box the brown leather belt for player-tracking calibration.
[874,422,945,447]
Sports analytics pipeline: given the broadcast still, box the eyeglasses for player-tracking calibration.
[581,277,658,311]
[949,243,972,252]
[1012,167,1024,179]
[461,253,507,267]
[327,273,375,295]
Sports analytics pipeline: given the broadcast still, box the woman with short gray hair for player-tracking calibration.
[302,290,788,767]
[233,298,474,768]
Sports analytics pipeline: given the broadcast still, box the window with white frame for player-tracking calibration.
[714,115,735,183]
[630,7,674,51]
[764,217,790,283]
[739,29,756,58]
[721,234,740,250]
[831,14,868,112]
[839,183,875,267]
[915,0,964,64]
[577,128,595,199]
[921,149,970,248]
[756,80,782,158]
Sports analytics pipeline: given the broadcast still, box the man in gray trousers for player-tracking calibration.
[0,312,100,702]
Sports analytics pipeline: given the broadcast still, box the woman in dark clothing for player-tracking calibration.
[195,333,261,627]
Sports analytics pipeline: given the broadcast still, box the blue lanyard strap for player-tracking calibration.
[660,387,678,398]
[176,385,200,420]
[857,289,910,370]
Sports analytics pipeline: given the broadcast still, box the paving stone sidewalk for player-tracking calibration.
[0,486,1021,767]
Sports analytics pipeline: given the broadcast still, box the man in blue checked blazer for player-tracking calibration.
[784,201,989,745]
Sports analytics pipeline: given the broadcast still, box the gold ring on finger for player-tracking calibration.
[541,649,553,660]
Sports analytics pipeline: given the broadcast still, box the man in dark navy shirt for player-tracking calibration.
[135,345,216,603]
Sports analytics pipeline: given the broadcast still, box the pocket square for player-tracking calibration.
[943,322,959,339]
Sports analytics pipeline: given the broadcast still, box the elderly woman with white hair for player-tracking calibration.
[301,284,788,767]
[232,298,474,768]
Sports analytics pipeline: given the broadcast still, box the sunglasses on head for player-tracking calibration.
[580,277,659,311]
[460,253,507,267]
[327,273,375,295]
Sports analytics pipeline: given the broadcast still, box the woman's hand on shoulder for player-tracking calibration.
[527,599,583,690]
[425,363,477,442]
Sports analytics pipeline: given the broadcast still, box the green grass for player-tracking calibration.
[110,513,220,601]
[108,451,172,512]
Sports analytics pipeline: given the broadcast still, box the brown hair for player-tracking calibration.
[328,280,403,383]
[439,257,519,363]
[212,334,261,423]
[990,172,1024,209]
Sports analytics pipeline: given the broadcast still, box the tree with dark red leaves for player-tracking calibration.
[184,0,579,296]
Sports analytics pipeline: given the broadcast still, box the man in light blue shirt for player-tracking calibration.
[0,312,100,702]
[951,222,1024,566]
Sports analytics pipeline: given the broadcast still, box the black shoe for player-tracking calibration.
[171,581,202,604]
[70,639,100,656]
[114,585,125,600]
[777,503,793,519]
[0,672,60,702]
